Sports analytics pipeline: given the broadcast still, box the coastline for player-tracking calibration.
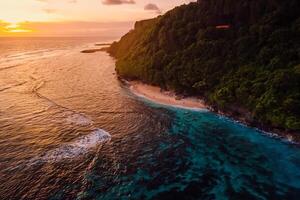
[125,80,299,144]
[129,81,208,111]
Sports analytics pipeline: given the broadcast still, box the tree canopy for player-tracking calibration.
[109,0,300,132]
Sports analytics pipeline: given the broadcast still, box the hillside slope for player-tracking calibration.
[108,0,300,134]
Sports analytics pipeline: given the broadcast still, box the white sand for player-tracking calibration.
[129,81,207,110]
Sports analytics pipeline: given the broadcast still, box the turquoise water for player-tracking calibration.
[80,99,300,200]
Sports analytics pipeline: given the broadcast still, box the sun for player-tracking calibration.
[4,23,32,34]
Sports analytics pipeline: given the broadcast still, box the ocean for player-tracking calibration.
[0,37,300,199]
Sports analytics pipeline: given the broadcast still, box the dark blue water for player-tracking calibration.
[0,38,300,200]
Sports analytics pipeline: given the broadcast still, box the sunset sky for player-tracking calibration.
[0,0,194,37]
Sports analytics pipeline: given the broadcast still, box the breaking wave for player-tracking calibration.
[30,129,111,164]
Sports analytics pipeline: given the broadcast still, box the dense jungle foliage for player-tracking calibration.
[108,0,300,132]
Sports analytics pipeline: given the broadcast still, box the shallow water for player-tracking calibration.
[0,37,300,200]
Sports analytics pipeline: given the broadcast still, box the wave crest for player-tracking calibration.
[30,129,111,164]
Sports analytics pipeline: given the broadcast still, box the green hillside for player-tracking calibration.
[108,0,300,133]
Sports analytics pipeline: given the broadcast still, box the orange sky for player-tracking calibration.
[0,0,194,37]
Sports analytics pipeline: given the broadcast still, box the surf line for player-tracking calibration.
[0,81,27,93]
[28,129,111,164]
[25,80,113,164]
[32,80,69,109]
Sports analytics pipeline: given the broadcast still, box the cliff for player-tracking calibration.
[108,0,300,137]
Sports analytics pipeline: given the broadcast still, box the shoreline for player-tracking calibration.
[126,80,299,144]
[129,81,208,111]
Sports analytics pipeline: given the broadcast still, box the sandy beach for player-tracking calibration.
[129,81,208,110]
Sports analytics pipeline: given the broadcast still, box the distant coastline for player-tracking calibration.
[95,43,112,46]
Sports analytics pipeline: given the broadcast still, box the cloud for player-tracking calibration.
[0,20,9,32]
[102,0,135,5]
[0,21,33,35]
[43,8,57,14]
[144,3,161,14]
[15,21,134,37]
[0,20,134,37]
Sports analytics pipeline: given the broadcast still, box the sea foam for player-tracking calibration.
[30,129,111,164]
[66,113,93,126]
